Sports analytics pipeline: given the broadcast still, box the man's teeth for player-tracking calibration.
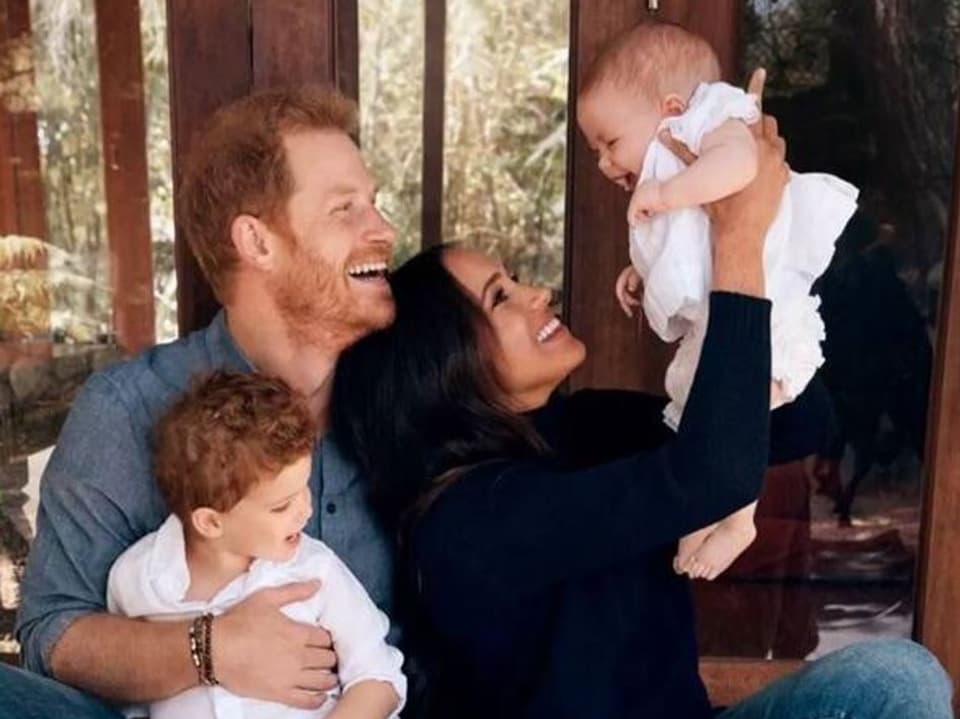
[537,317,561,343]
[347,261,389,279]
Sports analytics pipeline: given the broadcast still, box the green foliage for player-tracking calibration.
[360,0,570,291]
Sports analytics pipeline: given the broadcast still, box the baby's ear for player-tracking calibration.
[662,94,687,117]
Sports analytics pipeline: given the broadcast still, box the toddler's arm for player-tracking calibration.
[327,680,400,719]
[316,551,406,718]
[660,119,759,209]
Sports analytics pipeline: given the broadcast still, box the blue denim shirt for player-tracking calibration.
[15,311,395,675]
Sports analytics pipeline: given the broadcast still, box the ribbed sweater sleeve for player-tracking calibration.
[416,292,771,598]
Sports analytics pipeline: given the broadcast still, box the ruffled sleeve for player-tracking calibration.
[661,81,760,152]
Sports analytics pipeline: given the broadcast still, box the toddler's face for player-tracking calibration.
[577,81,662,191]
[218,453,314,563]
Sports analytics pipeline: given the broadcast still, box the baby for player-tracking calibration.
[577,21,858,581]
[107,371,406,719]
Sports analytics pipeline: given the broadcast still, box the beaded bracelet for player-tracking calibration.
[189,613,219,686]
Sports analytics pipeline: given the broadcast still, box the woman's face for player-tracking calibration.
[443,247,586,411]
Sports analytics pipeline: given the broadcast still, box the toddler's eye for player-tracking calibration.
[271,502,291,514]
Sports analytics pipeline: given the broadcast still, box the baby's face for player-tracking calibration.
[577,81,662,191]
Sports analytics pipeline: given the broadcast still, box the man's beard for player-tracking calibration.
[269,243,394,352]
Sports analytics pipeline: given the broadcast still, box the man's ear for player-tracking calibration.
[190,507,224,539]
[230,214,275,270]
[662,94,687,117]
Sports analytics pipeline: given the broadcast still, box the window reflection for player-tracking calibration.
[0,0,172,655]
[444,0,569,292]
[694,0,957,659]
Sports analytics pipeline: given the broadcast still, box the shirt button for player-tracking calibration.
[326,502,337,515]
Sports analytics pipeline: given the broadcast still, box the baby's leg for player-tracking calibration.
[684,501,758,581]
[770,379,788,410]
[674,523,718,575]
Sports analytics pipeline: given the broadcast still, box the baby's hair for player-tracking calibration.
[154,371,317,521]
[581,21,721,104]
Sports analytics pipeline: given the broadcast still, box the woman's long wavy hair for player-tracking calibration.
[332,244,548,536]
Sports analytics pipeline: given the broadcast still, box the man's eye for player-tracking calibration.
[271,503,291,514]
[333,201,353,214]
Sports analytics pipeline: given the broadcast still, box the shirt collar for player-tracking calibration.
[205,309,257,373]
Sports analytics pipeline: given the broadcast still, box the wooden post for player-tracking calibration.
[916,108,960,710]
[166,0,252,335]
[0,0,48,337]
[0,0,44,240]
[420,0,445,248]
[94,0,156,353]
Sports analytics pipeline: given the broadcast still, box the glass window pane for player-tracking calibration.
[443,1,569,292]
[695,0,958,659]
[359,0,425,265]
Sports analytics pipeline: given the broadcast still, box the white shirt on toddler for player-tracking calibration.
[107,514,407,719]
[629,81,859,428]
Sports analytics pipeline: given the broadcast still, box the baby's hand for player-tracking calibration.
[615,265,642,318]
[628,179,669,225]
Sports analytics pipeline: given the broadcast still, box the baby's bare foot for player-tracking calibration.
[687,521,757,581]
[674,526,715,575]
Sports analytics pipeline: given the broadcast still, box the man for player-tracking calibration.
[2,86,395,716]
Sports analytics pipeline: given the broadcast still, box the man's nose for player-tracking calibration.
[367,207,396,246]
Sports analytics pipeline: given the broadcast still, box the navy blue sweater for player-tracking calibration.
[406,293,784,718]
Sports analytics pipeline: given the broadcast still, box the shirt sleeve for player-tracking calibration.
[317,552,407,716]
[417,292,771,597]
[16,373,155,676]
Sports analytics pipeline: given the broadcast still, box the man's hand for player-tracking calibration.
[214,580,337,710]
[614,264,642,318]
[628,179,669,225]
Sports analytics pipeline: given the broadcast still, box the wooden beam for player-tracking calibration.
[0,0,45,239]
[166,0,252,335]
[252,0,333,92]
[334,0,359,102]
[916,100,960,710]
[94,0,156,353]
[700,658,802,708]
[1,0,48,338]
[420,0,445,248]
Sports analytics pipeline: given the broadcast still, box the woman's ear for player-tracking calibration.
[662,94,687,117]
[230,214,275,270]
[190,507,224,539]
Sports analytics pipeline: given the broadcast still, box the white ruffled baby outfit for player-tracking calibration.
[629,81,859,428]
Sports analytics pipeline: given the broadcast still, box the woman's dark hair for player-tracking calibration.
[332,244,547,534]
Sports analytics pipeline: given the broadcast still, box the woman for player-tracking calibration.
[332,112,952,717]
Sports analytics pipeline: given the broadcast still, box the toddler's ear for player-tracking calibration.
[662,94,686,117]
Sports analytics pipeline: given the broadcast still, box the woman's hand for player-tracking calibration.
[658,68,789,297]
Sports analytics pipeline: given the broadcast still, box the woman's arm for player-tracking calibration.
[419,293,771,597]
